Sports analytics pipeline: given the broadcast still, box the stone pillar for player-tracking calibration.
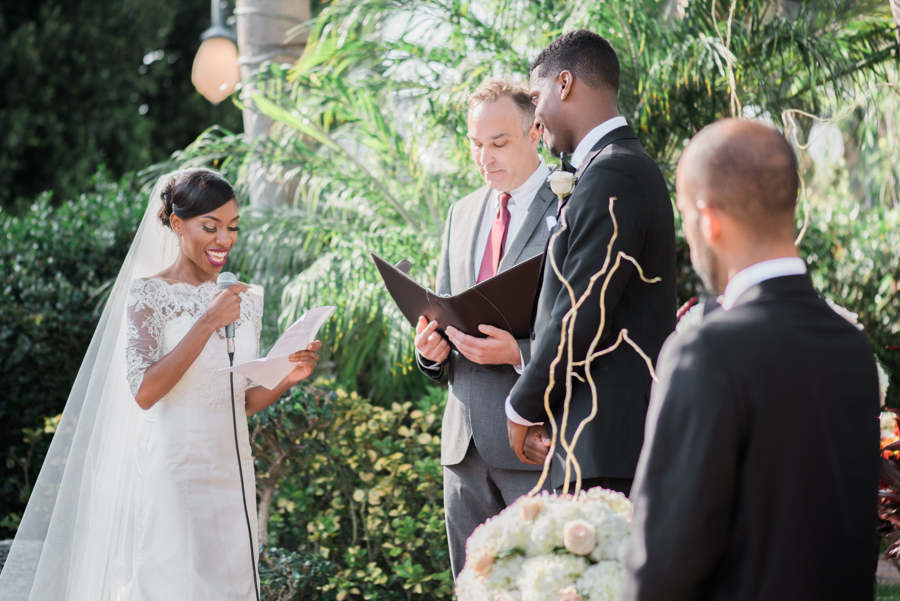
[235,0,310,207]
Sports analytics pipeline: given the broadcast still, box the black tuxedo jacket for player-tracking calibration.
[623,274,880,601]
[507,125,677,488]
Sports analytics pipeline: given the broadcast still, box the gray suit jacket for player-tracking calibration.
[418,180,557,470]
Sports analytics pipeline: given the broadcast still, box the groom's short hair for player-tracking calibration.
[468,78,536,136]
[531,30,620,95]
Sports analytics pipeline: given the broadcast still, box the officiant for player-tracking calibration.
[413,78,556,578]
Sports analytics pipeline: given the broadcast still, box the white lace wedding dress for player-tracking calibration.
[122,278,263,601]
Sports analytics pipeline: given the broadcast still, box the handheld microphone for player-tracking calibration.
[217,272,238,356]
[217,270,261,601]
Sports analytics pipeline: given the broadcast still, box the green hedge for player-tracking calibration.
[800,201,900,406]
[0,171,143,536]
[258,386,453,601]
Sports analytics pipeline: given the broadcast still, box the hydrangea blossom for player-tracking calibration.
[457,489,633,601]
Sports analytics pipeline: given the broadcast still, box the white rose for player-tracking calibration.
[517,555,588,601]
[548,170,576,197]
[520,497,544,522]
[556,586,582,601]
[470,551,494,578]
[563,519,596,556]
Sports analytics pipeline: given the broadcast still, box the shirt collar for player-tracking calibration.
[570,116,629,169]
[494,158,549,209]
[722,257,808,310]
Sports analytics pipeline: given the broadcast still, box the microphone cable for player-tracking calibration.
[229,349,261,601]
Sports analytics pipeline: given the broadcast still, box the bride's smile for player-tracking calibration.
[168,198,240,280]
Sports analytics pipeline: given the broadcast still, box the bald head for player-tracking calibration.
[678,119,799,239]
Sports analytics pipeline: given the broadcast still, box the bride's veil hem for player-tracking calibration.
[0,172,185,601]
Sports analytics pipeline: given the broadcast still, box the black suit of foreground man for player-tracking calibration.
[506,30,676,494]
[622,119,881,601]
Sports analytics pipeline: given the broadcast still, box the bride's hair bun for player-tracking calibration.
[156,168,236,229]
[157,177,178,227]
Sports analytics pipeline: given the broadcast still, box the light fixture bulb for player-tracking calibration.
[191,37,240,104]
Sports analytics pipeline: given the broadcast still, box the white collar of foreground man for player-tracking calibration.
[722,257,808,310]
[570,116,629,169]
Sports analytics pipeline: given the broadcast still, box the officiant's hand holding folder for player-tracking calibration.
[370,252,543,341]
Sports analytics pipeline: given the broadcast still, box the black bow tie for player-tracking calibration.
[559,152,576,174]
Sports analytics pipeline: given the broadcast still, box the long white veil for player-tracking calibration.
[0,172,185,601]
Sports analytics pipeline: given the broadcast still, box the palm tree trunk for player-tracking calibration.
[235,0,310,207]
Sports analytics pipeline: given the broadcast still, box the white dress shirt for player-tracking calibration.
[569,116,628,169]
[722,257,807,310]
[420,160,549,373]
[472,159,550,275]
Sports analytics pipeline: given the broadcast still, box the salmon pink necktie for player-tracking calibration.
[477,192,512,283]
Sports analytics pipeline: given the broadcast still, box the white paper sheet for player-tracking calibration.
[219,306,335,389]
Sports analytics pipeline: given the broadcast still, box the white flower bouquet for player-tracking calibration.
[456,488,633,601]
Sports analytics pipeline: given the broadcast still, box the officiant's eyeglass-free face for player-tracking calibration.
[170,199,240,275]
[467,95,541,192]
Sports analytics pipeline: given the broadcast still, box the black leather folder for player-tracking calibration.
[371,252,544,339]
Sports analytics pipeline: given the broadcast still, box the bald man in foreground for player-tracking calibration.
[622,119,881,601]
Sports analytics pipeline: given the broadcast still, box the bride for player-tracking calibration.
[0,169,322,601]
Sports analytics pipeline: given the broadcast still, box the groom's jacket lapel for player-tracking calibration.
[555,124,640,216]
[532,124,642,329]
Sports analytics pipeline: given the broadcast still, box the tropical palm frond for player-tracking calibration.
[169,0,898,404]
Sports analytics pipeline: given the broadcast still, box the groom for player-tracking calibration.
[506,30,676,494]
[623,119,880,600]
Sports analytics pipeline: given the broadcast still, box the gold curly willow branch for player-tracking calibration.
[528,197,661,497]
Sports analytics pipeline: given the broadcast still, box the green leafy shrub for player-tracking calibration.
[0,171,144,537]
[262,385,453,601]
[259,546,336,601]
[800,202,900,406]
[252,383,338,545]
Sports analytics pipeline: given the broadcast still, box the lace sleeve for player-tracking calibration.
[125,280,162,397]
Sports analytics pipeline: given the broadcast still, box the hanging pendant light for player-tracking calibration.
[191,1,240,104]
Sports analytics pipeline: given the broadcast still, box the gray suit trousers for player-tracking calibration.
[444,440,550,578]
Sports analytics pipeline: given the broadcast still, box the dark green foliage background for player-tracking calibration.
[0,0,242,212]
[0,172,145,537]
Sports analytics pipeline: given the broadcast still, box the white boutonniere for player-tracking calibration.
[548,169,576,201]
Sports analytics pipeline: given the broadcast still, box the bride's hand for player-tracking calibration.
[286,340,323,384]
[203,282,250,331]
